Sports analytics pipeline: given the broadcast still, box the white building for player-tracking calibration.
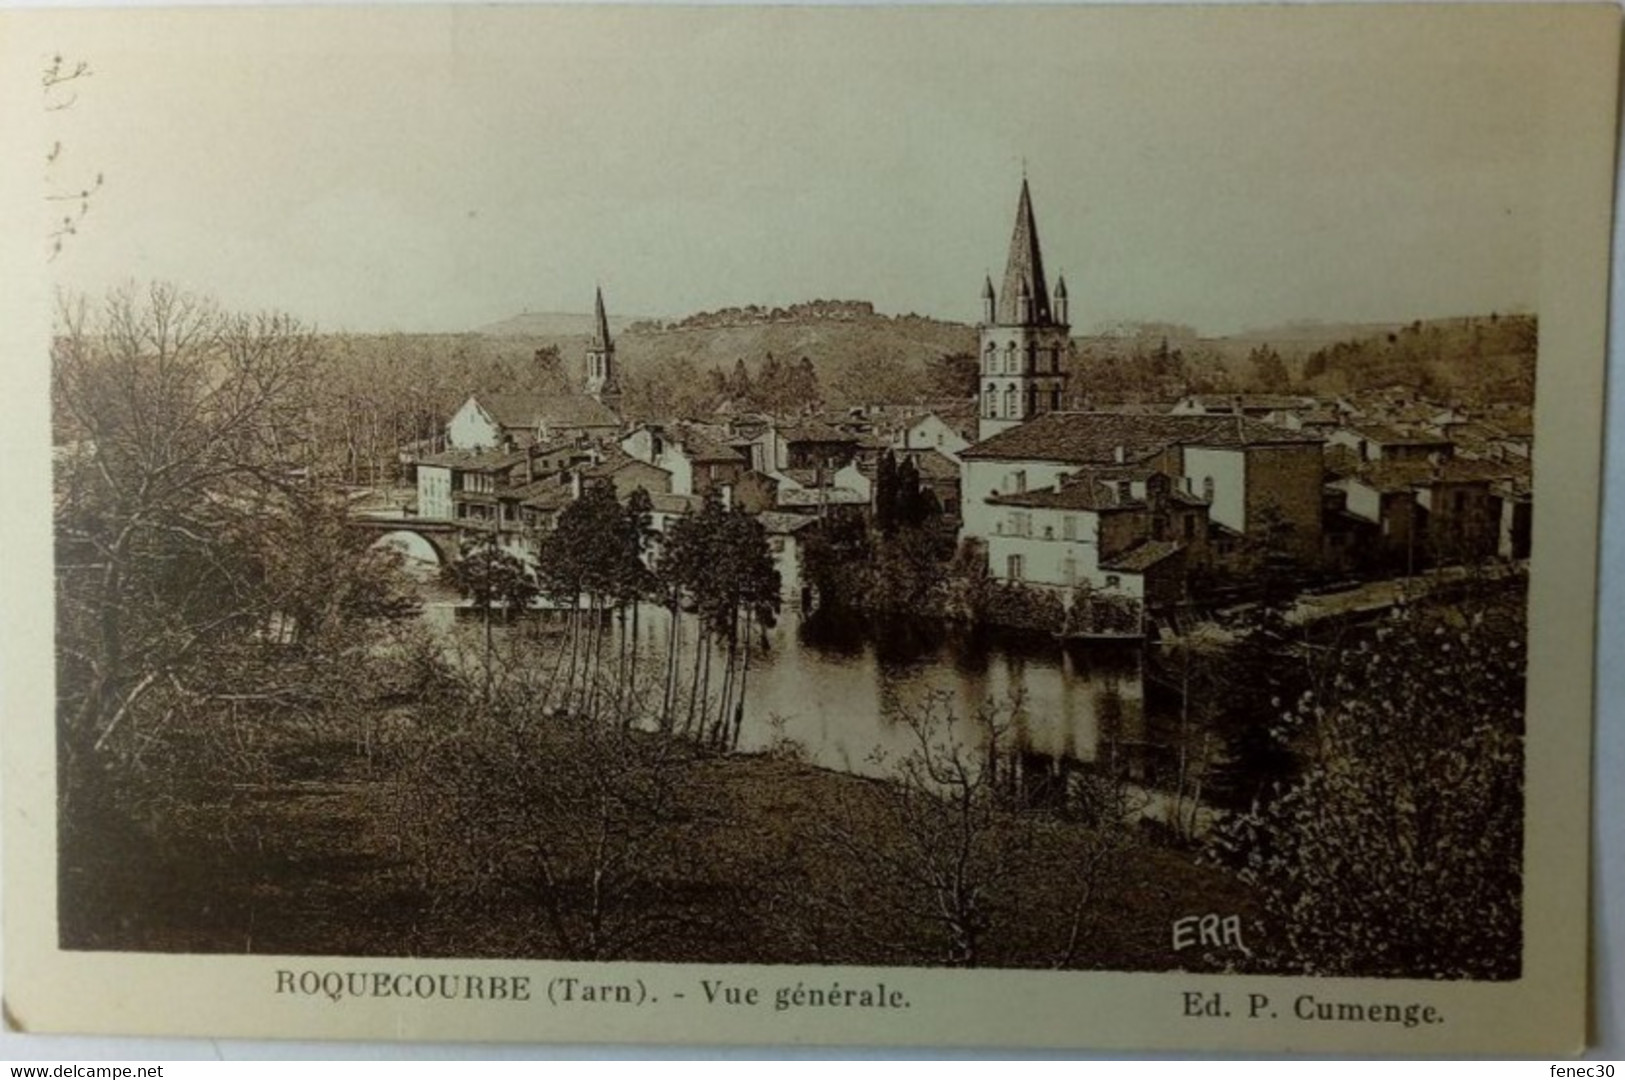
[895,410,974,460]
[959,411,1326,588]
[756,511,820,607]
[446,392,621,451]
[977,470,1203,606]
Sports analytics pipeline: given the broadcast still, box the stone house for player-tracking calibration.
[960,412,1325,576]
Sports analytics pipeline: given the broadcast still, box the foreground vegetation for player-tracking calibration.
[54,283,1525,979]
[60,643,1256,971]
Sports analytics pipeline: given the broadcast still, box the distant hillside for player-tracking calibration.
[452,307,1534,415]
[1293,314,1537,404]
[473,303,976,415]
[620,315,972,403]
[477,310,640,337]
[1064,314,1536,406]
[1222,319,1412,352]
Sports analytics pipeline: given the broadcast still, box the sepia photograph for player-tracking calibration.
[1,2,1616,1055]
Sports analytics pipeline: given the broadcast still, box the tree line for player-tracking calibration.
[52,284,422,882]
[444,484,781,750]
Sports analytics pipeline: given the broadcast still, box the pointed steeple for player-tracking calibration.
[585,285,620,407]
[997,177,1052,326]
[592,285,612,349]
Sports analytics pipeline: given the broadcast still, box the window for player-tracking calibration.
[1117,481,1132,502]
[1105,574,1121,589]
[1202,476,1215,503]
[1184,515,1196,540]
[1007,554,1025,581]
[1013,470,1027,493]
[1050,386,1062,411]
[1004,386,1016,417]
[1063,555,1077,585]
[1063,515,1077,541]
[1043,524,1054,540]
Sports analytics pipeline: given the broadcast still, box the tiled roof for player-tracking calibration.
[777,487,868,507]
[581,447,664,480]
[755,511,820,534]
[1088,402,1179,416]
[508,478,574,511]
[414,447,531,471]
[1183,394,1318,413]
[1101,540,1185,573]
[672,423,746,463]
[649,493,704,515]
[473,392,620,430]
[1350,459,1516,494]
[900,448,962,482]
[963,412,1320,464]
[1347,423,1451,447]
[1324,444,1362,480]
[779,420,857,445]
[988,478,1135,512]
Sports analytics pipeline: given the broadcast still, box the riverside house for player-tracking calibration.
[959,412,1325,604]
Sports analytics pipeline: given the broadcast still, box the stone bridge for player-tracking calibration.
[348,513,463,567]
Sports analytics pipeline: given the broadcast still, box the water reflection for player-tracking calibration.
[703,607,1145,781]
[417,588,1153,785]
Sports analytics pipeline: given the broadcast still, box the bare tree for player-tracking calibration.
[54,284,328,769]
[44,54,104,259]
[808,692,1139,968]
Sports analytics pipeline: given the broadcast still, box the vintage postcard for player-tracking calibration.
[0,2,1616,1056]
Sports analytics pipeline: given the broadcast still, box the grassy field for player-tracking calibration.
[60,707,1262,972]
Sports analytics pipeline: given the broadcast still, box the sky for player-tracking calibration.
[26,4,1567,336]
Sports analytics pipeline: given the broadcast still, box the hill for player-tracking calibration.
[473,302,977,415]
[477,310,640,338]
[616,313,975,412]
[1063,314,1537,406]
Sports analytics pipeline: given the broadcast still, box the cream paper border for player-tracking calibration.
[0,3,1614,1056]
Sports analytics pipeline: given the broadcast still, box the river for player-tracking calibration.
[417,580,1165,787]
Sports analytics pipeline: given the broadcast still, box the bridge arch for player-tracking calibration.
[370,529,451,569]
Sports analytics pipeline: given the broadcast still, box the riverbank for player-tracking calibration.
[60,704,1262,972]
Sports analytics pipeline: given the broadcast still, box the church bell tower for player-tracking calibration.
[977,178,1071,441]
[585,286,622,412]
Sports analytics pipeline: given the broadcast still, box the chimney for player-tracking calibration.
[569,470,582,499]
